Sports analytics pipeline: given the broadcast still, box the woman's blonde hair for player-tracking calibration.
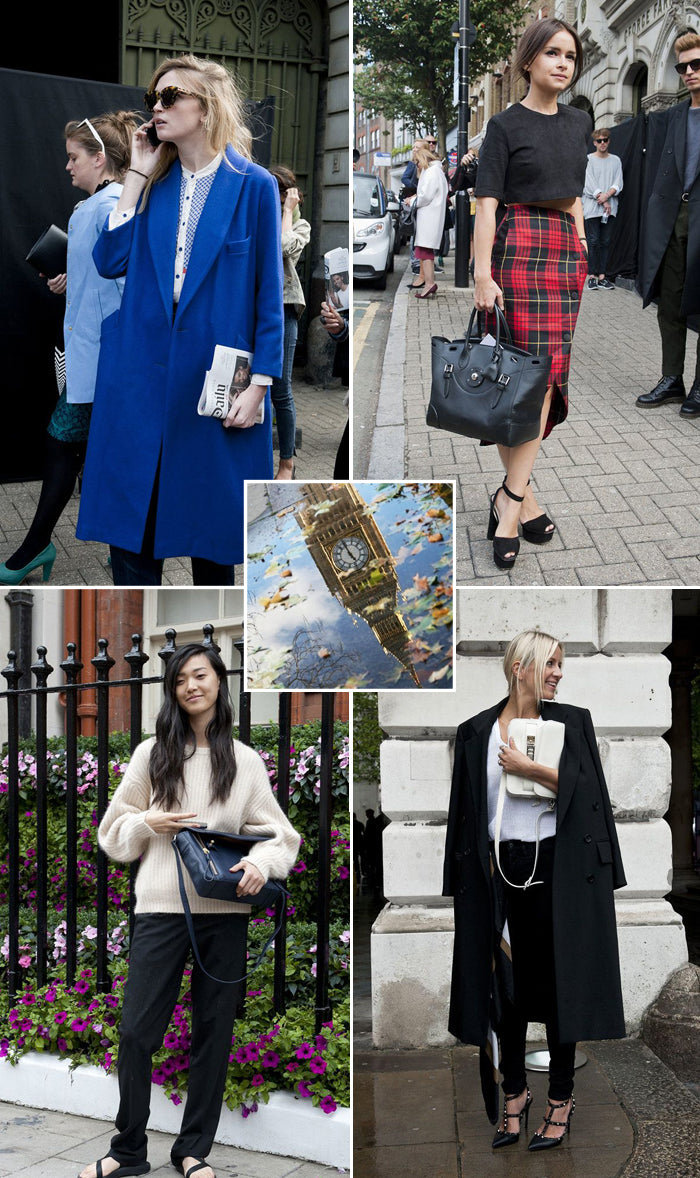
[503,629,563,704]
[142,54,252,200]
[414,144,439,171]
[64,111,141,181]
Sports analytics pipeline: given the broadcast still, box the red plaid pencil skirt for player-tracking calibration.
[483,204,587,446]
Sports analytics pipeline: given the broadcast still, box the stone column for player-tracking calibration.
[371,587,688,1046]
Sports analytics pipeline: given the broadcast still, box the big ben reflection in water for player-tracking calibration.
[245,481,454,690]
[294,483,421,686]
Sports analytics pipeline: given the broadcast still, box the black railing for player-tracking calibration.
[1,627,336,1033]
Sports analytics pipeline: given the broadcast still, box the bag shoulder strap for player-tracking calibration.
[494,765,553,891]
[172,839,282,986]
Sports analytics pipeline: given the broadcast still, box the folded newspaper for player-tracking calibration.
[198,345,264,425]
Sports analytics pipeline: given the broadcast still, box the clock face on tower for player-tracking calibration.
[331,534,370,571]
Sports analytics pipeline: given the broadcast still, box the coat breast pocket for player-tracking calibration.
[226,236,252,256]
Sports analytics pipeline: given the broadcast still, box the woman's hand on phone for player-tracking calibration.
[130,124,162,174]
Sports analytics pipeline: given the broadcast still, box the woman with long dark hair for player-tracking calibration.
[81,643,300,1178]
[0,111,139,585]
[473,19,590,569]
[76,54,284,586]
[444,630,626,1152]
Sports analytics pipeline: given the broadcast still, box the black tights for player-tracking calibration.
[7,433,85,569]
[499,998,576,1101]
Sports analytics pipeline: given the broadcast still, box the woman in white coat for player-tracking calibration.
[411,143,448,299]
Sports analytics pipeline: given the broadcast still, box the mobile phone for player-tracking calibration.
[144,121,160,149]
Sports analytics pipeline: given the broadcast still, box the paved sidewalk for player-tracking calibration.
[0,380,347,587]
[367,253,700,585]
[0,1101,341,1178]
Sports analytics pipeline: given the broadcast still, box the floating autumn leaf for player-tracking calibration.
[413,574,430,592]
[318,647,331,659]
[431,605,451,622]
[428,665,451,683]
[426,508,447,519]
[428,533,444,543]
[280,569,293,578]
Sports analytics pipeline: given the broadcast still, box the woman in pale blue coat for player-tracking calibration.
[76,54,284,586]
[0,111,138,585]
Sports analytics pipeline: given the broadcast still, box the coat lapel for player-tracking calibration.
[673,100,690,189]
[176,147,249,320]
[147,163,181,323]
[465,698,507,856]
[541,702,580,830]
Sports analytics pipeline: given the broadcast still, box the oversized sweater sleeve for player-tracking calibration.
[236,745,301,882]
[98,739,158,863]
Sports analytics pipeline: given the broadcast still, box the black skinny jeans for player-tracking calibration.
[109,913,248,1166]
[497,838,576,1102]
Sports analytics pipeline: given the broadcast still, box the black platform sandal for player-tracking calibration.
[487,479,524,570]
[527,1096,575,1151]
[521,480,556,544]
[492,1085,532,1148]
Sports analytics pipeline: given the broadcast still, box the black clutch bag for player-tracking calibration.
[172,827,288,985]
[427,305,552,447]
[26,224,68,277]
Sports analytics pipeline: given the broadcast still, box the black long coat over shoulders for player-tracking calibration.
[443,699,627,1047]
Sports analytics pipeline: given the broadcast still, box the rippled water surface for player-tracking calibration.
[246,482,454,689]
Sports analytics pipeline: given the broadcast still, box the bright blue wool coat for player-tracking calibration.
[76,146,283,564]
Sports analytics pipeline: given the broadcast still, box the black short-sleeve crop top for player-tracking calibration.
[475,103,592,205]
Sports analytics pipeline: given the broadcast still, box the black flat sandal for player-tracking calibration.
[172,1160,213,1178]
[487,478,524,570]
[521,479,555,544]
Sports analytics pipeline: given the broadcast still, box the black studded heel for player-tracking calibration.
[487,478,524,570]
[527,1096,575,1151]
[492,1085,532,1149]
[521,479,556,544]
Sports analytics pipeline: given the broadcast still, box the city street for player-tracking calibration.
[355,250,700,585]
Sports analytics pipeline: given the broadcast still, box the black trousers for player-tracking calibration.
[497,838,576,1102]
[584,215,613,277]
[657,200,700,382]
[109,913,248,1166]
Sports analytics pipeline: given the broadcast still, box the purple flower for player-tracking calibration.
[295,1042,314,1060]
[296,1081,313,1099]
[262,1051,280,1069]
[320,1095,337,1114]
[54,1012,67,1025]
[309,1056,327,1075]
[70,1019,88,1033]
[251,1074,265,1088]
[57,1037,68,1052]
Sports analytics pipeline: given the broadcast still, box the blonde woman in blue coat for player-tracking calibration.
[0,111,138,585]
[76,55,284,586]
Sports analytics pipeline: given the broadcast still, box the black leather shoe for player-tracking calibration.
[679,379,700,417]
[636,375,685,407]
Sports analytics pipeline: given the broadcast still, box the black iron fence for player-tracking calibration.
[1,626,337,1033]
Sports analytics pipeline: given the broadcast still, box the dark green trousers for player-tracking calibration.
[657,200,700,381]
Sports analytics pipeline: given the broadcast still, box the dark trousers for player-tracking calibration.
[584,215,613,277]
[109,467,236,586]
[657,200,700,381]
[109,913,247,1166]
[497,839,576,1102]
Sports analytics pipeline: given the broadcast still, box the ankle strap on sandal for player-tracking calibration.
[501,478,524,503]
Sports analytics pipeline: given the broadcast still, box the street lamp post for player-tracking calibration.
[454,0,475,288]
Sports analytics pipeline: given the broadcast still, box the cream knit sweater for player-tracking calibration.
[98,737,301,915]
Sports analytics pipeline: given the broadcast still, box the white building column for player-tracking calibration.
[371,587,688,1047]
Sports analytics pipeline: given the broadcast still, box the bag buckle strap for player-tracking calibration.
[497,372,510,387]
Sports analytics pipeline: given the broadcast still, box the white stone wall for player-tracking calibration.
[372,587,688,1047]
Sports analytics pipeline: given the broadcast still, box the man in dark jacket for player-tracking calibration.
[637,29,700,416]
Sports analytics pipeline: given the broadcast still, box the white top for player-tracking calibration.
[486,719,557,843]
[582,153,624,220]
[107,154,271,383]
[98,737,300,915]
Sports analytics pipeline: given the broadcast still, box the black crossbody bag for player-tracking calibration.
[172,827,288,985]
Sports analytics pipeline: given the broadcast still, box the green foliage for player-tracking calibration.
[353,693,381,783]
[355,0,531,144]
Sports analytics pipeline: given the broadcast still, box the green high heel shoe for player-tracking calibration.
[0,542,56,585]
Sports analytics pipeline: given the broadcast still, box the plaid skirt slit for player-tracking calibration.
[484,204,587,445]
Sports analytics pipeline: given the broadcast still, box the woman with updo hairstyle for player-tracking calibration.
[76,54,284,585]
[83,642,300,1178]
[409,141,448,299]
[0,109,139,586]
[443,629,626,1152]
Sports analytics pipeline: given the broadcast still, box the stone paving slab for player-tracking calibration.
[0,1102,341,1178]
[0,381,347,587]
[369,253,700,585]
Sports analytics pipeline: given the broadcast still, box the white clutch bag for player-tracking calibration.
[502,718,564,802]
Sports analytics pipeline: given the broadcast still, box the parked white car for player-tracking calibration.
[353,173,395,290]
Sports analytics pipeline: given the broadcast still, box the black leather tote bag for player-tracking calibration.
[427,305,552,447]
